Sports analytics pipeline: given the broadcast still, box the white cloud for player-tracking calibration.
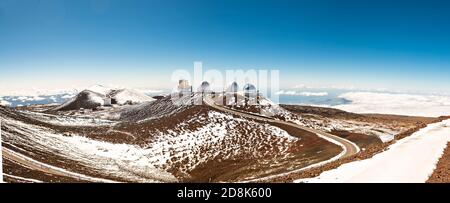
[334,92,450,117]
[0,84,165,97]
[276,90,328,97]
[61,94,75,99]
[291,84,356,90]
[292,84,307,89]
[136,89,164,94]
[0,98,11,106]
[299,92,329,97]
[16,96,46,102]
[0,88,79,97]
[276,90,296,95]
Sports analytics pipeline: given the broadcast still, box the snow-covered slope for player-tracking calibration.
[53,85,156,111]
[53,90,105,111]
[2,91,351,182]
[110,89,155,105]
[0,108,177,182]
[1,98,322,182]
[119,93,202,122]
[87,84,114,96]
[111,94,343,181]
[296,119,450,183]
[124,109,303,180]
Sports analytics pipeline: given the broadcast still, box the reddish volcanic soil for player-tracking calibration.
[330,129,382,149]
[186,119,341,182]
[427,142,450,183]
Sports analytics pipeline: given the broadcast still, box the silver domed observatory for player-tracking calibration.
[198,81,211,93]
[227,82,239,93]
[243,83,256,95]
[243,83,259,105]
[226,82,239,106]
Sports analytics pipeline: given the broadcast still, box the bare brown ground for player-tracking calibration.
[281,105,363,119]
[427,142,450,183]
[1,107,134,182]
[330,129,382,149]
[186,120,341,182]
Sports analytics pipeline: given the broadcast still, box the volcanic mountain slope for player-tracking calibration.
[52,90,105,111]
[0,105,177,183]
[117,94,198,122]
[95,94,344,181]
[51,85,154,111]
[109,89,155,105]
[87,84,113,96]
[1,94,343,182]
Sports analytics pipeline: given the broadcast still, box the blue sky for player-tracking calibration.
[1,0,450,94]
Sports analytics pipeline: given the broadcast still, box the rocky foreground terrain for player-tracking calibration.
[427,142,450,183]
[1,91,442,183]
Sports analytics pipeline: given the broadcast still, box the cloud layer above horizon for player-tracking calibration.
[276,90,329,97]
[335,92,450,117]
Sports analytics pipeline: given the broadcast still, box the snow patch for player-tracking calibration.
[111,89,155,105]
[1,117,177,182]
[136,89,164,95]
[296,119,450,183]
[87,84,115,96]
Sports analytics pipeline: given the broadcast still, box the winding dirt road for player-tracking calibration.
[1,97,360,183]
[204,96,360,181]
